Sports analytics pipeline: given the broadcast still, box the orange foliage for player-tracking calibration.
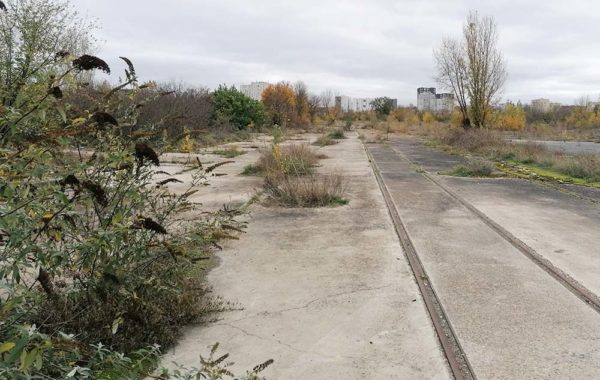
[261,83,297,127]
[494,103,526,130]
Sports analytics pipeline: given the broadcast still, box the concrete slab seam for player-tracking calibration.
[364,143,476,380]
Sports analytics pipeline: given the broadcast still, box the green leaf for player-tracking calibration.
[20,348,39,371]
[56,104,67,123]
[6,336,28,364]
[35,351,43,370]
[111,317,124,335]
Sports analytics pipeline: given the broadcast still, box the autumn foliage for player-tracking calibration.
[494,103,526,130]
[261,82,298,127]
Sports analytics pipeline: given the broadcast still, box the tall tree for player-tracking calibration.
[307,94,321,122]
[434,11,507,128]
[293,81,310,126]
[370,97,394,117]
[320,89,334,115]
[434,38,469,127]
[261,82,297,127]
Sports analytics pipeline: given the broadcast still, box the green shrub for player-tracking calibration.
[0,54,245,378]
[241,164,263,176]
[212,85,266,130]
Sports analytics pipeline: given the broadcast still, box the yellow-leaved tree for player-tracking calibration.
[261,82,297,127]
[495,103,526,130]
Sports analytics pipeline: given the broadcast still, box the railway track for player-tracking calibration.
[365,142,600,380]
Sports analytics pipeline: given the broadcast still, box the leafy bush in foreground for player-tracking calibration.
[0,51,248,378]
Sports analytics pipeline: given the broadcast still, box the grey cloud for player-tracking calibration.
[76,0,600,104]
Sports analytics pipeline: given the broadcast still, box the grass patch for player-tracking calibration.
[213,146,245,158]
[264,173,349,207]
[447,158,495,177]
[500,162,600,187]
[313,135,338,146]
[255,143,349,207]
[258,144,319,176]
[241,164,263,176]
[426,127,600,185]
[328,129,346,139]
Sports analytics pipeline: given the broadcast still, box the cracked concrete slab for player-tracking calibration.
[162,135,450,379]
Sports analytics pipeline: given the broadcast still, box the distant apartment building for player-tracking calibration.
[417,87,455,113]
[239,81,270,101]
[531,98,551,113]
[352,98,374,112]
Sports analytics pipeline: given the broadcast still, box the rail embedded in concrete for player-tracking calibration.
[387,144,600,317]
[364,144,475,380]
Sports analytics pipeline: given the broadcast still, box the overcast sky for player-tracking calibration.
[74,0,600,105]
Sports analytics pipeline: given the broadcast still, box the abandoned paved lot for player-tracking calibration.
[162,135,450,379]
[162,134,600,379]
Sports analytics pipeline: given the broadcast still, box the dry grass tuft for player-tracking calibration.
[254,143,349,207]
[213,146,245,158]
[448,158,495,177]
[313,134,338,147]
[427,127,600,183]
[258,144,319,176]
[264,173,348,207]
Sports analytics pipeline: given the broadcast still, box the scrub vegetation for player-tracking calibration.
[0,1,271,378]
[252,139,348,207]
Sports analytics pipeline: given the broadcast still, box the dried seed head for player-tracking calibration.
[82,180,107,206]
[60,174,80,187]
[253,359,274,373]
[72,54,111,74]
[135,142,160,166]
[92,111,118,127]
[157,178,183,186]
[49,86,63,99]
[141,218,167,235]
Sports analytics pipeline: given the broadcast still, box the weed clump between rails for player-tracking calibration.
[255,143,349,207]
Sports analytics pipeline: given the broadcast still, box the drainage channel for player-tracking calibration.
[364,144,475,380]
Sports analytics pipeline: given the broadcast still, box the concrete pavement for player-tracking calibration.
[162,135,450,379]
[368,138,600,379]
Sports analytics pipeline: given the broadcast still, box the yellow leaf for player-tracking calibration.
[0,342,16,354]
[72,117,87,126]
